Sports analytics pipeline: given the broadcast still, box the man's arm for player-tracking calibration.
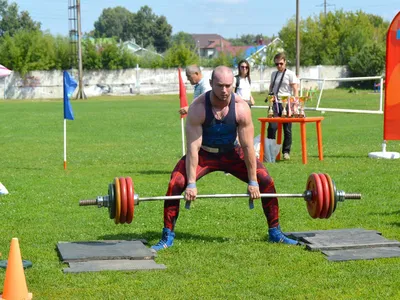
[236,99,260,199]
[184,98,205,200]
[290,82,299,97]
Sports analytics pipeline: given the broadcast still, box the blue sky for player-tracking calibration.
[12,0,399,38]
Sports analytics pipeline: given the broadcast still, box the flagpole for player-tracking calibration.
[181,118,185,156]
[64,118,67,169]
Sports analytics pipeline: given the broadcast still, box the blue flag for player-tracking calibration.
[63,71,77,120]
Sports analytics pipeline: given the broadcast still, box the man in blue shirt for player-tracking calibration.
[178,65,211,115]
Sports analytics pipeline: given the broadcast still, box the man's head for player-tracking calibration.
[210,66,234,103]
[274,52,287,72]
[186,65,203,85]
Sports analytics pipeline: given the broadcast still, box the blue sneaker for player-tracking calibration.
[268,226,299,245]
[151,228,175,251]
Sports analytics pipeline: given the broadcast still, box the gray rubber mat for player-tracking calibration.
[63,259,166,273]
[57,240,155,262]
[285,228,400,261]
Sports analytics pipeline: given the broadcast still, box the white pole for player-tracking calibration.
[181,118,185,156]
[64,119,67,169]
[379,76,384,113]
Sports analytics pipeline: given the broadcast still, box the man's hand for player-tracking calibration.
[248,184,261,200]
[179,106,189,115]
[185,186,197,201]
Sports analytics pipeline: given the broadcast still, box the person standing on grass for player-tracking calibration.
[234,59,255,107]
[267,53,299,161]
[152,65,298,251]
[178,65,211,115]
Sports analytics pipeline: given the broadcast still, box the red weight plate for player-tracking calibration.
[306,173,323,218]
[114,177,121,224]
[324,173,335,219]
[125,177,134,224]
[119,177,127,224]
[318,173,330,219]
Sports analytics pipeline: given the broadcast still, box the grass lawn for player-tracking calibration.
[1,89,400,299]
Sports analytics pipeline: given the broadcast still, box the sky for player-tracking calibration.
[11,0,400,39]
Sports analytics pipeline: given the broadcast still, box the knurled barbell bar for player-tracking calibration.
[79,173,361,224]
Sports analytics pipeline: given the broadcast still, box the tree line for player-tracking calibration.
[0,1,389,78]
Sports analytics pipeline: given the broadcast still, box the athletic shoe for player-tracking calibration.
[151,228,175,251]
[268,226,298,245]
[283,153,290,160]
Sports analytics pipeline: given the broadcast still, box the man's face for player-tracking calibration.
[274,58,286,72]
[186,72,201,85]
[210,70,234,102]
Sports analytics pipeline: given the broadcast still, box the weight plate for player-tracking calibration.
[125,177,134,224]
[108,183,116,219]
[114,177,121,224]
[318,173,330,219]
[324,173,335,219]
[332,179,338,212]
[306,173,323,218]
[119,177,127,224]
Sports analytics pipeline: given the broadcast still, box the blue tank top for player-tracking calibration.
[202,91,238,151]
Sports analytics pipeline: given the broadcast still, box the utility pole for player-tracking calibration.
[68,0,86,99]
[295,0,300,77]
[317,0,335,18]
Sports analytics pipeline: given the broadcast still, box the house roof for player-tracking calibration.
[192,34,231,49]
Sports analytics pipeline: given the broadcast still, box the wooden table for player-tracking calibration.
[258,117,324,164]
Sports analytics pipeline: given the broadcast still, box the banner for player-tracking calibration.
[384,11,400,140]
[178,68,188,118]
[63,71,77,120]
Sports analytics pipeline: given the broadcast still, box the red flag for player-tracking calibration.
[178,68,188,118]
[384,11,400,140]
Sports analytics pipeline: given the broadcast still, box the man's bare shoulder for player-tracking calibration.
[234,94,251,123]
[187,94,206,123]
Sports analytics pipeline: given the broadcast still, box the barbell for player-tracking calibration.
[78,173,361,224]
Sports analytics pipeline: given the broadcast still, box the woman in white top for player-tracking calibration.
[234,59,255,107]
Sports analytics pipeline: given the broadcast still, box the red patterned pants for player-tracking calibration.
[163,147,280,230]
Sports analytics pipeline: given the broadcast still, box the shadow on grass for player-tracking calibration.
[135,170,172,175]
[100,231,237,244]
[389,222,400,227]
[369,210,400,216]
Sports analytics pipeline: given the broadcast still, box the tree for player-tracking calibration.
[0,30,58,76]
[93,6,133,40]
[170,32,196,50]
[0,0,40,37]
[152,15,172,53]
[163,43,198,68]
[93,5,172,53]
[278,10,388,74]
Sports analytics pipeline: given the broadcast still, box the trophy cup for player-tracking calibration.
[299,97,306,117]
[267,95,274,117]
[281,97,288,117]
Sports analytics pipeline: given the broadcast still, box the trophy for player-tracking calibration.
[267,95,274,117]
[299,97,306,117]
[281,97,288,117]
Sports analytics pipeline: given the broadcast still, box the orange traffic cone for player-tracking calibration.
[0,238,32,300]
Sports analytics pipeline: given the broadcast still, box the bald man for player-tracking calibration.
[179,65,211,115]
[152,66,298,251]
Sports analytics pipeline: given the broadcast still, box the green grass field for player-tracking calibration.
[1,89,400,299]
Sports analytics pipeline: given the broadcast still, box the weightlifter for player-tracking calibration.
[151,66,298,251]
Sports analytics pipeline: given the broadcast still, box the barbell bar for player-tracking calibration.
[79,173,361,224]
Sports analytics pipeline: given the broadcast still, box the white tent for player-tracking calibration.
[0,64,12,99]
[0,64,11,77]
